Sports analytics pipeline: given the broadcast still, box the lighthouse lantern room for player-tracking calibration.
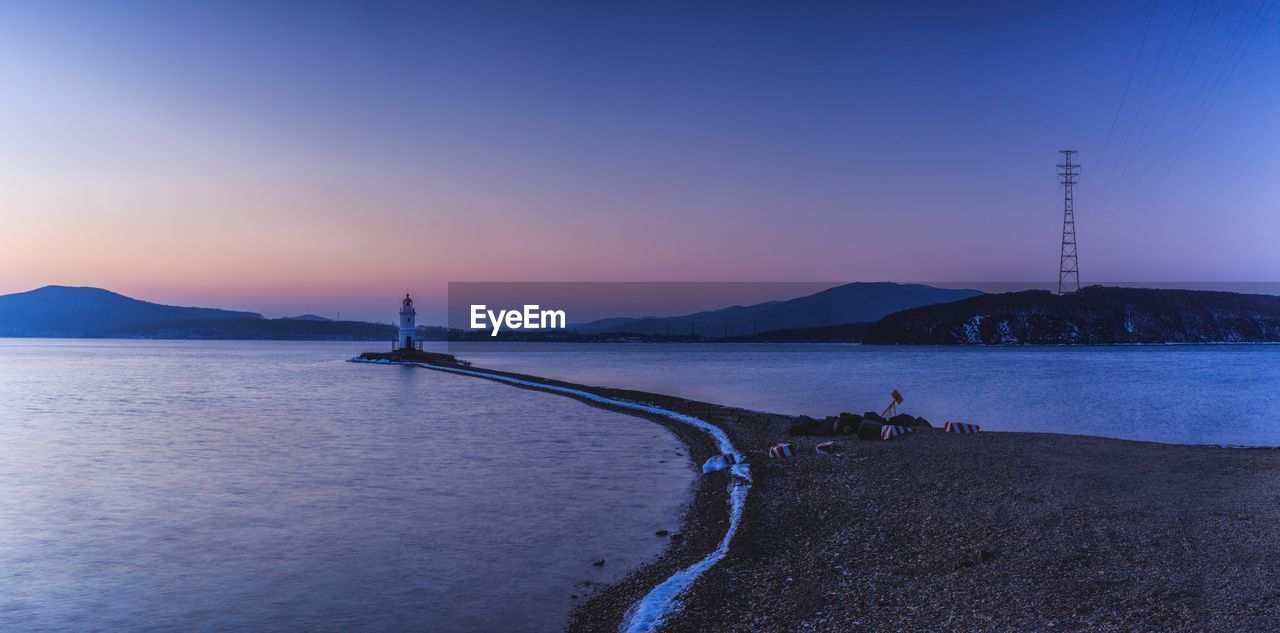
[397,293,419,351]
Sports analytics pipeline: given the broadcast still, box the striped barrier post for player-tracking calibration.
[769,442,795,458]
[944,421,981,433]
[701,452,741,474]
[880,425,915,440]
[815,441,838,455]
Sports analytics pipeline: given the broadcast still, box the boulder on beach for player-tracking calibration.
[889,413,932,428]
[790,412,867,436]
[835,412,862,434]
[857,419,885,441]
[783,416,824,434]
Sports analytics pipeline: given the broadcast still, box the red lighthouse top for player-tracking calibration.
[403,293,413,305]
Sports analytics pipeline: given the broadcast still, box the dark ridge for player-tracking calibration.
[577,282,981,337]
[862,286,1280,344]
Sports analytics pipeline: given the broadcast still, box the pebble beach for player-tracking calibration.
[366,352,1280,632]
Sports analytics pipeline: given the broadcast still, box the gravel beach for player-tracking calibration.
[370,354,1280,632]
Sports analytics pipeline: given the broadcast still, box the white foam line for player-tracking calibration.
[350,358,751,632]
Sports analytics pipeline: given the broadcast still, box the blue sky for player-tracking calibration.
[0,1,1276,321]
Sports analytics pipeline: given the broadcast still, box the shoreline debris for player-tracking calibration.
[769,443,795,458]
[702,453,742,474]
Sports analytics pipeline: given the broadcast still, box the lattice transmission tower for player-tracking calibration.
[1057,150,1080,295]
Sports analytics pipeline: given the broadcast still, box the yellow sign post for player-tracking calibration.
[882,389,904,418]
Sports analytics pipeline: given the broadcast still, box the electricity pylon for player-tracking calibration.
[1057,150,1080,295]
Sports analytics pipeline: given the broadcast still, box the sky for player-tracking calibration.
[1,1,1277,323]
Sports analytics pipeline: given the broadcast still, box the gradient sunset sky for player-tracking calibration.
[2,1,1277,322]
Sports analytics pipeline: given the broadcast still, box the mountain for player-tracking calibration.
[570,316,649,330]
[0,285,422,340]
[577,283,982,337]
[862,286,1280,344]
[284,314,333,322]
[0,286,263,337]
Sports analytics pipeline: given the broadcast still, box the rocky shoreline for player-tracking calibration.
[359,350,1280,632]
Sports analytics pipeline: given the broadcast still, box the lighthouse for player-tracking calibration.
[398,293,417,350]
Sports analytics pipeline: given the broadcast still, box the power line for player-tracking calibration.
[1113,0,1275,218]
[1094,0,1185,205]
[1097,0,1204,211]
[1095,0,1160,175]
[1105,0,1228,211]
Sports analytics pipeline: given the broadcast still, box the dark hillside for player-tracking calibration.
[863,286,1280,344]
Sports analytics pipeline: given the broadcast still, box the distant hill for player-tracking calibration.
[570,316,652,330]
[0,285,432,341]
[862,286,1280,344]
[577,283,981,337]
[0,286,263,337]
[284,314,333,322]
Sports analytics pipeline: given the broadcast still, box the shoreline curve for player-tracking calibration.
[350,357,751,632]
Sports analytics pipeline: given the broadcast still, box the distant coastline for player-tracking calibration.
[8,283,1280,345]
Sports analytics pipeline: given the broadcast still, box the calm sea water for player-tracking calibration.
[0,340,694,632]
[452,342,1280,447]
[5,341,1279,632]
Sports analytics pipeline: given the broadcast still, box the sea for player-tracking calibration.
[2,339,1278,631]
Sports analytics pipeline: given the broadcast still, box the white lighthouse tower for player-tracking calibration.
[397,293,417,350]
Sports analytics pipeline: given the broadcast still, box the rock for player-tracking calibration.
[593,559,605,566]
[857,419,885,441]
[670,532,684,541]
[655,529,670,537]
[1236,512,1249,521]
[914,416,933,428]
[787,415,829,437]
[836,412,862,434]
[890,413,927,428]
[862,411,887,425]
